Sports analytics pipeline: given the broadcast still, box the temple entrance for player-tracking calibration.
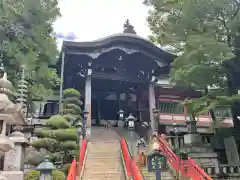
[59,33,173,138]
[91,79,148,126]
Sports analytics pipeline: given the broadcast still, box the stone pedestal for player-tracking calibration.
[118,120,124,128]
[3,131,29,180]
[184,133,220,173]
[184,133,202,146]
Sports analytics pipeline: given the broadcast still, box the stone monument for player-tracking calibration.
[0,73,26,180]
[184,118,220,173]
[3,131,29,180]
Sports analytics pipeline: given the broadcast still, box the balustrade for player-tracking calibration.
[204,164,240,175]
[165,135,212,149]
[203,164,240,179]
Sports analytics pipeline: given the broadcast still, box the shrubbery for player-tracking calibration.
[24,170,65,180]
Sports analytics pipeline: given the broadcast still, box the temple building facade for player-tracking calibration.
[35,33,233,137]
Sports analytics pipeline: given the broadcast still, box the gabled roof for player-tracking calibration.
[60,33,175,65]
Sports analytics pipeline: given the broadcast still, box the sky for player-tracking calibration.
[53,0,151,45]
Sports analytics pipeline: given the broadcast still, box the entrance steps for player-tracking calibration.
[80,127,125,180]
[135,156,174,180]
[141,166,173,180]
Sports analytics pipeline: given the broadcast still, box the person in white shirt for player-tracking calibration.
[136,136,148,166]
[151,134,161,152]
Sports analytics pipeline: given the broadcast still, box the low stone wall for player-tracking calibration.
[204,165,240,179]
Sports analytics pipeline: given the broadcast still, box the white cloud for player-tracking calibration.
[53,0,150,44]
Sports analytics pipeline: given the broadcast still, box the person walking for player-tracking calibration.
[136,136,148,166]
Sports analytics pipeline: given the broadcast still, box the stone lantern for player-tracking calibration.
[0,73,26,180]
[126,113,136,129]
[117,109,125,128]
[36,156,56,180]
[0,73,25,150]
[3,131,29,180]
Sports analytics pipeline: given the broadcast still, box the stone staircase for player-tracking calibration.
[140,164,174,180]
[81,127,125,180]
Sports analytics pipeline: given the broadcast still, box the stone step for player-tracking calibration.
[141,167,174,180]
[87,152,119,155]
[80,127,124,180]
[87,155,120,158]
[85,164,121,168]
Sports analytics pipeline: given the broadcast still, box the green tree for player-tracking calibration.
[123,19,137,34]
[0,0,60,100]
[29,115,78,165]
[145,0,240,127]
[62,88,83,126]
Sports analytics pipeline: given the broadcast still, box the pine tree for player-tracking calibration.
[30,115,78,165]
[26,88,83,168]
[62,88,83,126]
[0,0,60,100]
[144,0,240,127]
[123,19,137,34]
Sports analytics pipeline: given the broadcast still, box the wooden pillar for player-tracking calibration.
[184,104,187,121]
[84,63,92,140]
[117,92,120,120]
[148,82,156,133]
[136,92,139,121]
[97,98,101,125]
[59,51,65,113]
[137,92,143,122]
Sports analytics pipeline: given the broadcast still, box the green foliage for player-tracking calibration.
[123,19,137,34]
[24,170,65,180]
[29,115,78,166]
[64,88,81,98]
[24,151,44,166]
[62,163,71,175]
[63,88,83,126]
[54,129,78,141]
[61,140,78,149]
[145,0,240,122]
[0,0,60,101]
[31,138,59,151]
[46,115,72,129]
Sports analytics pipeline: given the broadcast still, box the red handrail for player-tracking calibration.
[130,157,144,180]
[120,137,144,180]
[79,139,87,171]
[120,137,131,177]
[158,136,213,180]
[67,139,87,180]
[66,159,77,180]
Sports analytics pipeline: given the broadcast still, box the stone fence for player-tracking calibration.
[204,164,240,179]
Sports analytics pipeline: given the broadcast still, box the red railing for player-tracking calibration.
[131,157,144,180]
[120,137,144,180]
[66,159,77,180]
[78,139,87,172]
[158,136,213,180]
[67,139,87,180]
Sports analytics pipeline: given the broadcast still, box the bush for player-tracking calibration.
[62,163,71,175]
[46,115,71,129]
[25,151,44,166]
[24,170,65,180]
[63,88,80,98]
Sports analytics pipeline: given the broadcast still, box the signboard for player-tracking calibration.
[147,151,167,172]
